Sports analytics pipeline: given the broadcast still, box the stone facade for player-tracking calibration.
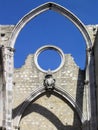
[0,2,98,130]
[13,53,84,130]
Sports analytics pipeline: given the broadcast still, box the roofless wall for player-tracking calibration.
[0,2,97,130]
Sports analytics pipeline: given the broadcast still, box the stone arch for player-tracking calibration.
[13,86,86,128]
[9,2,92,49]
[2,2,96,130]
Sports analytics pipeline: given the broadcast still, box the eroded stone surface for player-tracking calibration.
[13,54,84,130]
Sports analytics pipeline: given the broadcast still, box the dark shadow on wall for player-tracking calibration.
[73,69,85,128]
[22,103,80,130]
[13,91,82,130]
[94,29,98,127]
[0,127,2,130]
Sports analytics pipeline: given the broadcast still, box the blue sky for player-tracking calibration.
[0,0,98,70]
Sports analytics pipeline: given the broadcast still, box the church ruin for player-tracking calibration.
[0,2,98,130]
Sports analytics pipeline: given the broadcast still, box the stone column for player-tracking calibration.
[0,46,3,129]
[85,48,97,130]
[1,46,14,130]
[89,51,97,130]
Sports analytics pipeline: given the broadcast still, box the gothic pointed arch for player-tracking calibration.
[9,2,92,49]
[13,86,86,128]
[1,2,97,130]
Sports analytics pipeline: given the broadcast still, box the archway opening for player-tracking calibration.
[14,10,86,70]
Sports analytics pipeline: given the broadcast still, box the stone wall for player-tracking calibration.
[0,25,15,128]
[13,53,84,130]
[0,24,97,130]
[0,25,14,46]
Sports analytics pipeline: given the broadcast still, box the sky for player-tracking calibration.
[0,0,98,70]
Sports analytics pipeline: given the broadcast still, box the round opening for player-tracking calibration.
[34,45,65,73]
[38,49,61,70]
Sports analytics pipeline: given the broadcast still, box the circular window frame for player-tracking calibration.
[34,45,65,73]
